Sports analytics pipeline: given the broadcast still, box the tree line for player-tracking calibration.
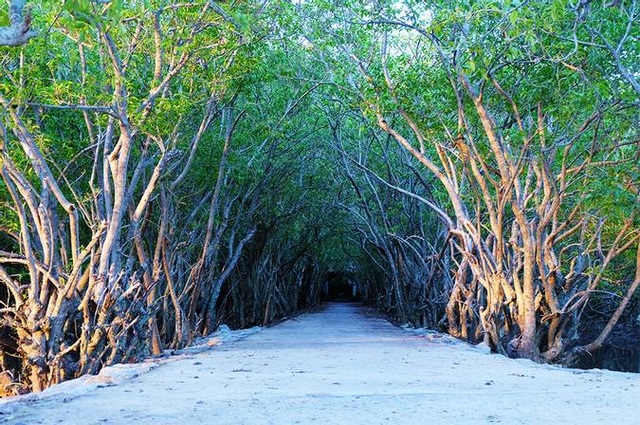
[0,0,638,395]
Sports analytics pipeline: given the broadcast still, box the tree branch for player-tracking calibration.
[0,0,37,46]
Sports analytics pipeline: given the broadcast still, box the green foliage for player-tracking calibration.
[0,0,638,389]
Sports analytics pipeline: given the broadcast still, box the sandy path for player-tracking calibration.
[1,303,638,424]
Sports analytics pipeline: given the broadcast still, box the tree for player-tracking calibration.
[1,0,637,397]
[0,0,36,46]
[287,0,639,363]
[0,0,263,392]
[0,0,360,394]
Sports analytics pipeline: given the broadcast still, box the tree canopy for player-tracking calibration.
[0,0,638,395]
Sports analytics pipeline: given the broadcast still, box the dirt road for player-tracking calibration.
[1,303,638,424]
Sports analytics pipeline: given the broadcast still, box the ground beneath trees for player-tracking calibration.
[1,303,638,424]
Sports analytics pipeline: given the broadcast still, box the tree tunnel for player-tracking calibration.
[1,0,639,398]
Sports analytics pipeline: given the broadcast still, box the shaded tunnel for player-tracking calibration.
[321,271,360,302]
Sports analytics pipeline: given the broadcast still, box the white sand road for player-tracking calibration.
[1,303,638,425]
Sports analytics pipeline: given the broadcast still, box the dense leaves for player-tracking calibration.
[0,0,638,395]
